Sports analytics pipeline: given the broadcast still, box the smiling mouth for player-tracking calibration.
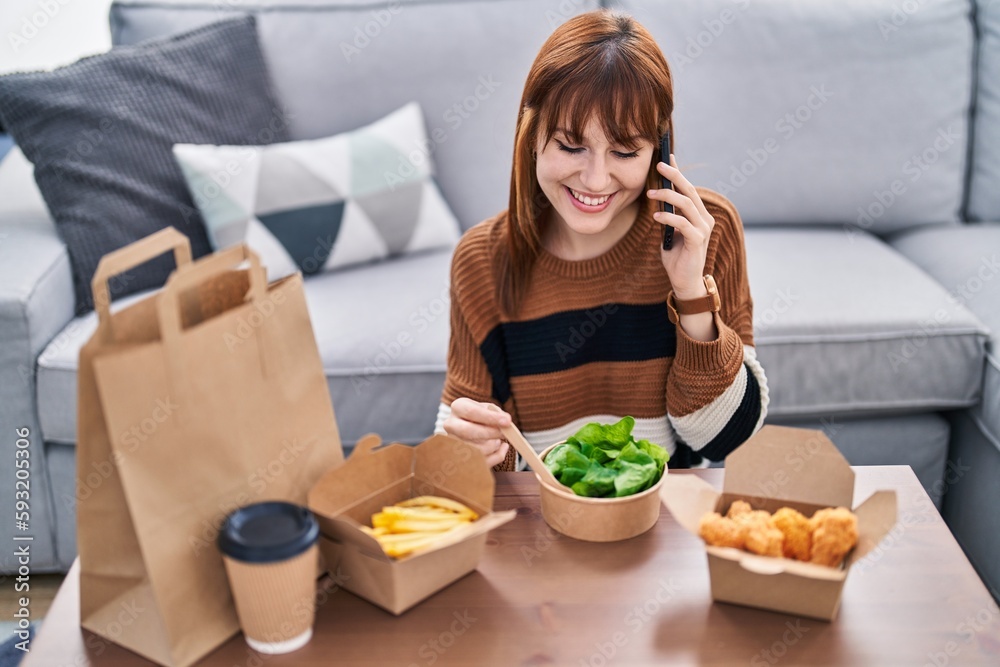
[567,186,614,206]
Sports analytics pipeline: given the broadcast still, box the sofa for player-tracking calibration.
[0,0,996,601]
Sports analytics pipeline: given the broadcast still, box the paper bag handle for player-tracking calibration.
[91,227,192,340]
[156,244,267,341]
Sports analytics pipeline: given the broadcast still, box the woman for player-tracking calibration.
[435,9,769,471]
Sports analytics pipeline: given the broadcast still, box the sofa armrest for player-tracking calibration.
[0,219,76,379]
[0,147,76,375]
[0,147,75,571]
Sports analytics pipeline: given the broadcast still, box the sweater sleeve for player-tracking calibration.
[440,288,495,408]
[435,226,519,470]
[439,228,500,410]
[665,190,769,460]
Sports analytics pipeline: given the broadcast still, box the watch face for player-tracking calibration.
[704,275,721,312]
[704,274,718,295]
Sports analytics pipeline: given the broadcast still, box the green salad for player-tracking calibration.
[544,417,669,498]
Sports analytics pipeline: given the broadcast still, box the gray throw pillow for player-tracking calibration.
[0,16,290,312]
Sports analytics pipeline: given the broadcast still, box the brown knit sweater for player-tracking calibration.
[436,187,769,470]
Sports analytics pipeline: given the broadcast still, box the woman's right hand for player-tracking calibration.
[442,397,512,468]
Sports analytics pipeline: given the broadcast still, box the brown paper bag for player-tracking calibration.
[76,228,343,667]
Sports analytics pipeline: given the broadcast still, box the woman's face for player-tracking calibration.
[535,117,654,244]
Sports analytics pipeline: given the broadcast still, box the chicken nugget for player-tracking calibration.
[698,512,746,549]
[772,507,812,561]
[726,499,753,519]
[732,509,772,528]
[744,519,784,557]
[808,507,858,567]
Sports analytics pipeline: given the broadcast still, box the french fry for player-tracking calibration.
[367,496,479,558]
[379,536,443,558]
[396,496,479,520]
[378,506,465,522]
[389,518,467,533]
[371,513,467,532]
[374,526,466,557]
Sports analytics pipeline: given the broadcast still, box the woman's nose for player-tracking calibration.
[579,154,612,193]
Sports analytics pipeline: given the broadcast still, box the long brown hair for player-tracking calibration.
[495,9,674,317]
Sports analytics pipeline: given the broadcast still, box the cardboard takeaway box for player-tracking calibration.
[660,425,898,621]
[307,433,516,615]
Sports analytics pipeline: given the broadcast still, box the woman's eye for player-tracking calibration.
[614,150,640,159]
[556,140,584,154]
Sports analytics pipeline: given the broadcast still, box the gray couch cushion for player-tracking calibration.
[619,0,973,233]
[969,0,1000,221]
[889,223,1000,445]
[35,289,151,445]
[0,16,291,312]
[746,227,989,418]
[109,0,601,232]
[36,248,453,447]
[309,248,452,446]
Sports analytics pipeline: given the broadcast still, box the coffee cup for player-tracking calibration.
[218,501,319,654]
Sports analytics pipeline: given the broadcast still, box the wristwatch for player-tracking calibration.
[666,274,721,324]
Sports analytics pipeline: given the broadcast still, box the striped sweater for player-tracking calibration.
[434,187,769,470]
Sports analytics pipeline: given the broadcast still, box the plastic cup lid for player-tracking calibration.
[217,502,319,563]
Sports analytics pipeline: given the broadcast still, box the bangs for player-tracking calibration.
[538,47,665,150]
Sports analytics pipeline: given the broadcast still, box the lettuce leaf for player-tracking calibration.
[543,417,669,498]
[544,443,591,486]
[613,459,655,497]
[637,439,668,475]
[570,461,618,497]
[567,416,635,452]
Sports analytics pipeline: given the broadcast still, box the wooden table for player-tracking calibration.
[22,467,1000,666]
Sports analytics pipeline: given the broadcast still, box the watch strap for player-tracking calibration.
[667,275,721,324]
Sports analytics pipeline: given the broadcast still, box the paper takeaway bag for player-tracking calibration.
[76,228,343,667]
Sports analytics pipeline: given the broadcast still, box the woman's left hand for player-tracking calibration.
[647,154,716,299]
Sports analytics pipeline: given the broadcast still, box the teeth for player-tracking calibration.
[570,188,610,206]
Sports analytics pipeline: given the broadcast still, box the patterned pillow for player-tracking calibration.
[173,102,461,278]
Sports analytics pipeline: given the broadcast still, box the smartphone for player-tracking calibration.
[660,132,674,250]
